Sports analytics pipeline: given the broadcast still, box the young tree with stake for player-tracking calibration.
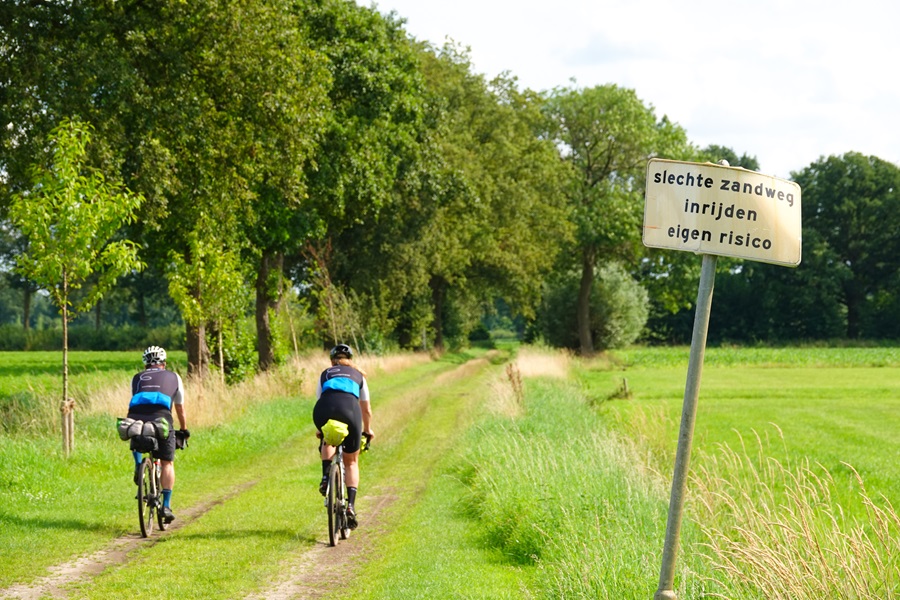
[9,119,144,456]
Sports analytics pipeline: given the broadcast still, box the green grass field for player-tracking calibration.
[593,347,900,506]
[0,350,188,434]
[1,346,898,599]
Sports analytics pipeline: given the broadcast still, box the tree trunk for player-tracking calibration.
[218,326,225,386]
[61,273,73,457]
[94,298,101,329]
[845,283,863,339]
[577,247,596,356]
[430,277,445,352]
[186,322,210,379]
[23,287,32,331]
[255,250,283,372]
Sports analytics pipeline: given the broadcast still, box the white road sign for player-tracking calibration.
[643,159,802,267]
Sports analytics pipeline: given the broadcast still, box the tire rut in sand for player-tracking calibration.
[244,492,399,600]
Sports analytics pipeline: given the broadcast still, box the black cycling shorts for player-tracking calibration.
[313,393,363,453]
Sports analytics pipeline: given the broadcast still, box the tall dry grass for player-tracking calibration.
[514,345,572,378]
[482,347,572,418]
[690,431,900,599]
[87,351,433,427]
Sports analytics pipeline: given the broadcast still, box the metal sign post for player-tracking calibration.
[642,158,801,599]
[653,253,716,600]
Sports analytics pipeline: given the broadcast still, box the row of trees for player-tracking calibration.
[3,0,900,383]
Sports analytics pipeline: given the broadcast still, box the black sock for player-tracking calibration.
[321,460,331,478]
[347,487,357,506]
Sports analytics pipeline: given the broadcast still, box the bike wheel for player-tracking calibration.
[154,463,167,531]
[326,463,340,546]
[137,458,154,537]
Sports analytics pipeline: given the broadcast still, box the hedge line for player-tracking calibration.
[0,324,185,351]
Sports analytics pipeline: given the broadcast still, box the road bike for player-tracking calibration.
[135,430,188,537]
[322,428,370,547]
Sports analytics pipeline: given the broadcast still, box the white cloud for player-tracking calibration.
[365,0,900,178]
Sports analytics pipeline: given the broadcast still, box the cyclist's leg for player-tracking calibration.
[314,404,336,493]
[155,423,177,522]
[344,450,360,488]
[132,450,143,485]
[343,449,360,529]
[160,460,174,489]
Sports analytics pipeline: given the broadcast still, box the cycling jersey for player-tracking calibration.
[130,367,184,411]
[317,365,369,401]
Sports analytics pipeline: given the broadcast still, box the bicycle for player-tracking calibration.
[135,430,188,538]
[136,451,165,537]
[320,424,370,547]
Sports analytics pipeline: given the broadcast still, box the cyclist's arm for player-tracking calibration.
[360,378,373,438]
[173,372,186,430]
[174,403,186,431]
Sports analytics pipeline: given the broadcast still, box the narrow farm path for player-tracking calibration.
[245,354,508,599]
[0,350,522,600]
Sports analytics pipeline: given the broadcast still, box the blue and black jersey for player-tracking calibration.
[130,367,183,413]
[319,365,365,398]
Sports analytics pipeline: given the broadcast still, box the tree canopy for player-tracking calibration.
[3,1,900,372]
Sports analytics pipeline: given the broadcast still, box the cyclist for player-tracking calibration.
[127,346,188,523]
[313,343,374,530]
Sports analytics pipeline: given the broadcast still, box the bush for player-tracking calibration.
[538,262,649,351]
[215,318,258,384]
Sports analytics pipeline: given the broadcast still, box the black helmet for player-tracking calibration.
[330,344,353,360]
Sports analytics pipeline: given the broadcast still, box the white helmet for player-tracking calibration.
[142,345,167,366]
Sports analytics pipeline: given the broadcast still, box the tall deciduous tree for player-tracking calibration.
[414,45,572,349]
[101,0,330,374]
[792,152,900,338]
[293,0,429,348]
[9,119,142,455]
[325,41,572,351]
[544,83,688,355]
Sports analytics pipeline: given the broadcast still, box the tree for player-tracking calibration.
[97,0,331,375]
[8,119,143,455]
[323,41,573,351]
[539,262,649,350]
[792,152,900,338]
[544,83,689,354]
[167,213,249,385]
[700,145,760,171]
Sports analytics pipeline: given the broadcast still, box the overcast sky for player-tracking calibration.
[361,0,899,180]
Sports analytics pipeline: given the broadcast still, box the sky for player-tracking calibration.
[360,0,900,180]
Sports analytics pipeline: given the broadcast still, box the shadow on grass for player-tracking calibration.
[0,512,122,535]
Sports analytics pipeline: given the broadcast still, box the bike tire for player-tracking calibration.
[138,458,154,537]
[327,462,340,546]
[154,462,167,531]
